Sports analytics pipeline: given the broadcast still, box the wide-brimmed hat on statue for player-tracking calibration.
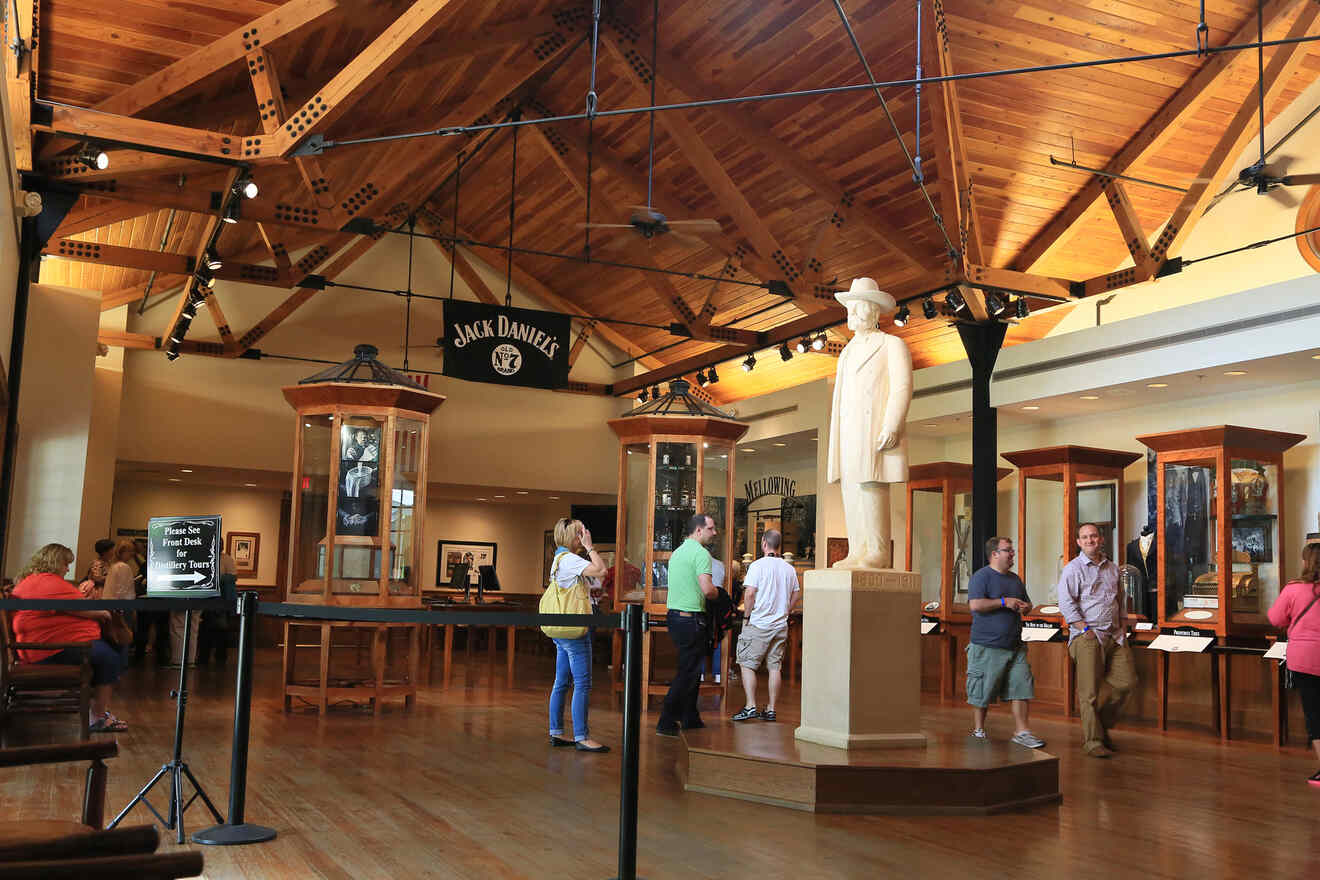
[835,277,897,313]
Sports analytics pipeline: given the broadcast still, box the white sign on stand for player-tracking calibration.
[1147,634,1214,653]
[1021,626,1061,642]
[920,619,939,635]
[1264,642,1287,661]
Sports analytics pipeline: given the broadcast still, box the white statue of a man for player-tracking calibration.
[826,277,913,569]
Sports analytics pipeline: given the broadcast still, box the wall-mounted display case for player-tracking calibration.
[1001,445,1143,620]
[1137,425,1305,635]
[282,345,445,608]
[905,462,1011,622]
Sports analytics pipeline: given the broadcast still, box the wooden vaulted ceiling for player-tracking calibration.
[12,0,1320,404]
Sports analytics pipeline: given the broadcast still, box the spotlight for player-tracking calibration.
[235,175,259,199]
[742,353,756,372]
[811,333,826,351]
[894,304,910,327]
[795,337,809,354]
[698,369,710,387]
[779,341,793,362]
[707,365,719,385]
[169,316,191,345]
[205,249,223,271]
[222,201,241,224]
[638,388,648,403]
[945,289,967,314]
[986,291,1007,317]
[76,142,109,170]
[165,348,181,362]
[921,296,937,319]
[651,385,661,400]
[1016,297,1030,319]
[181,297,198,320]
[196,267,216,290]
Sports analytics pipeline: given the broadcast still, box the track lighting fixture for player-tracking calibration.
[945,289,967,314]
[196,267,216,290]
[234,175,259,199]
[986,291,1007,317]
[222,201,241,224]
[779,341,793,362]
[165,347,181,362]
[742,353,756,372]
[181,296,198,320]
[811,333,826,351]
[921,296,937,320]
[638,388,648,403]
[651,385,661,400]
[205,249,223,271]
[76,142,108,170]
[707,365,719,385]
[894,304,910,327]
[698,369,710,387]
[169,316,191,346]
[1016,297,1030,319]
[795,337,809,354]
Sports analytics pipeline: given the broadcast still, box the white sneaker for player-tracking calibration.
[968,728,987,740]
[1011,730,1046,749]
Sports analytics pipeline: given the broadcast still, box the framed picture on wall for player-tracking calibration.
[436,540,497,588]
[225,531,260,577]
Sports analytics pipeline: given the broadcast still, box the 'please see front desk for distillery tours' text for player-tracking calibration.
[147,514,222,598]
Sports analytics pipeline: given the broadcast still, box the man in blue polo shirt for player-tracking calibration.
[657,513,718,736]
[966,536,1045,749]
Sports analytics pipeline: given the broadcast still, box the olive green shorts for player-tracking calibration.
[965,643,1035,707]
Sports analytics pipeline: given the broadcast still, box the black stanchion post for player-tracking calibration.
[611,604,643,880]
[193,592,277,845]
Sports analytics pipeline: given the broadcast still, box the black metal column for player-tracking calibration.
[957,321,1008,571]
[0,216,39,575]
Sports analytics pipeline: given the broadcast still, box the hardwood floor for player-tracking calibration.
[2,640,1318,879]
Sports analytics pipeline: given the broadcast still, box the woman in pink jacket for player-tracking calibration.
[1268,543,1320,786]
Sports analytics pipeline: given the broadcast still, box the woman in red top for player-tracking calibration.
[12,543,128,732]
[1268,543,1320,786]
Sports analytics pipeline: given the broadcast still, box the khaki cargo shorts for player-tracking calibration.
[736,623,787,670]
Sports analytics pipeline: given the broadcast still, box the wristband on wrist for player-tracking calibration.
[1000,596,1006,608]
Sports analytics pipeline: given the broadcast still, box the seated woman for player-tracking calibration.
[12,543,128,732]
[547,518,609,753]
[81,538,115,596]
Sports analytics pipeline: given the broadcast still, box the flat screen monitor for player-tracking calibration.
[478,564,501,592]
[448,562,470,588]
[571,504,617,544]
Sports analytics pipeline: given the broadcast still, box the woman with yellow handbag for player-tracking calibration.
[542,517,610,753]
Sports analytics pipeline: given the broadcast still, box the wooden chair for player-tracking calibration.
[0,610,92,742]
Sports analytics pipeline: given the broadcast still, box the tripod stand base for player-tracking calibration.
[191,822,278,845]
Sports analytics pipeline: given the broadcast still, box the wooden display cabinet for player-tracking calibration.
[606,380,748,709]
[1137,425,1305,637]
[1001,445,1142,621]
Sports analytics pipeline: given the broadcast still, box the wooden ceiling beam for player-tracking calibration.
[567,321,597,368]
[100,280,185,312]
[255,223,295,280]
[56,201,157,237]
[42,238,288,289]
[4,0,37,169]
[925,0,982,267]
[602,35,800,286]
[448,245,502,306]
[1091,179,1158,292]
[41,150,217,183]
[62,179,336,234]
[610,23,927,276]
[394,12,568,75]
[34,105,248,162]
[276,0,462,158]
[245,47,338,211]
[1009,0,1302,272]
[38,0,349,160]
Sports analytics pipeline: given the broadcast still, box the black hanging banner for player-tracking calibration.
[442,300,571,389]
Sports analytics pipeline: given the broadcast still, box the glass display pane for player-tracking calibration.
[1229,458,1278,615]
[1163,461,1217,622]
[1024,477,1065,603]
[294,414,332,594]
[655,441,697,555]
[336,416,383,537]
[621,443,650,604]
[911,489,943,605]
[702,445,730,590]
[953,491,973,605]
[388,419,424,595]
[1077,481,1118,562]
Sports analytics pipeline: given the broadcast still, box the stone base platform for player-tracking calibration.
[680,722,1061,815]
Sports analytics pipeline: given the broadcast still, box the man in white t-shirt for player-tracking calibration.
[731,529,800,722]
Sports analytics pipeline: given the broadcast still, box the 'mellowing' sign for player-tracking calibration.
[442,300,570,389]
[147,515,222,598]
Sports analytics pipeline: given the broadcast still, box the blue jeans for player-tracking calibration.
[549,635,592,741]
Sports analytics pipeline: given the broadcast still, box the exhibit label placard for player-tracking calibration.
[441,299,570,389]
[147,515,222,597]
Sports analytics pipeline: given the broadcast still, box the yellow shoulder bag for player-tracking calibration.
[539,551,591,639]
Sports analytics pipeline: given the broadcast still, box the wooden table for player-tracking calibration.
[281,619,420,715]
[419,597,535,690]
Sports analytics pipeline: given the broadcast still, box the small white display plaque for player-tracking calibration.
[1264,642,1287,661]
[920,620,939,635]
[1147,634,1214,653]
[1021,626,1060,642]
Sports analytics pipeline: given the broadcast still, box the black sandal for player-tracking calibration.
[550,736,575,748]
[576,742,610,753]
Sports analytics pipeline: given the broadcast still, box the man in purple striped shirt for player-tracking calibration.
[1056,522,1137,758]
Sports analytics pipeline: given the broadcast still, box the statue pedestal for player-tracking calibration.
[794,568,927,750]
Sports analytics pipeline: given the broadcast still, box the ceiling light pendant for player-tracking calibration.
[1015,297,1030,319]
[986,291,1007,317]
[196,267,216,290]
[181,297,198,320]
[779,341,793,362]
[893,304,910,327]
[707,365,719,385]
[811,333,826,351]
[921,296,937,319]
[651,385,661,401]
[165,347,181,362]
[169,316,191,345]
[742,353,756,372]
[698,369,710,387]
[76,142,109,170]
[206,249,223,271]
[946,289,967,314]
[795,337,809,354]
[222,201,241,224]
[235,175,259,199]
[638,388,648,403]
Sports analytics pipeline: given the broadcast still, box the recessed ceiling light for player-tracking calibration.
[244,482,257,487]
[703,442,709,448]
[180,468,193,473]
[741,448,756,453]
[305,422,312,428]
[168,478,181,482]
[925,423,938,428]
[516,490,529,494]
[1223,370,1247,376]
[772,442,787,447]
[811,437,818,441]
[476,497,487,501]
[720,454,728,458]
[1147,382,1169,388]
[1022,405,1040,411]
[1080,395,1100,400]
[548,496,560,500]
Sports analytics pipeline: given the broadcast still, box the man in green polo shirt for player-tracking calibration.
[657,513,719,736]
